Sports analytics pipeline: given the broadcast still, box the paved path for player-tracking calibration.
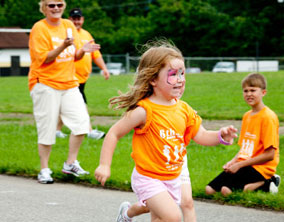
[1,175,284,222]
[0,113,284,135]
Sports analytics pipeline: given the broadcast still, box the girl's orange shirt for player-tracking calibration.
[237,106,279,179]
[28,19,81,91]
[131,98,202,180]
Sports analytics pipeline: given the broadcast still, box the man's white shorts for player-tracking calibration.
[30,83,89,145]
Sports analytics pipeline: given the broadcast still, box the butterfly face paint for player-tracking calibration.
[167,68,185,85]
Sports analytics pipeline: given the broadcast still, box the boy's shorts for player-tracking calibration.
[131,168,181,207]
[30,83,89,145]
[208,166,266,191]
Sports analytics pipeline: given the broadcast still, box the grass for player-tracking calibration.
[0,72,284,211]
[0,71,284,120]
[0,122,284,211]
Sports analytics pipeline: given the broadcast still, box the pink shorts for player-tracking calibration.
[131,168,181,207]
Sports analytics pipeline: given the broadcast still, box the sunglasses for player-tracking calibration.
[47,3,64,8]
[167,69,185,85]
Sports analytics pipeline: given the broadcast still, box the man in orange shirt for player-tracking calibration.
[206,73,280,196]
[56,8,110,139]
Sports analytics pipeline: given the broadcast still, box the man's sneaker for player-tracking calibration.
[62,160,89,177]
[116,201,132,222]
[269,174,281,194]
[87,129,105,139]
[38,168,54,184]
[56,130,67,138]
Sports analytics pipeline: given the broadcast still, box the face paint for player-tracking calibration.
[167,68,185,85]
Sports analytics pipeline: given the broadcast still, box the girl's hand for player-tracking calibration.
[219,125,238,145]
[82,40,101,53]
[94,164,110,186]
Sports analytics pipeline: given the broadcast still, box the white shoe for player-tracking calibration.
[274,174,281,187]
[269,174,281,194]
[116,201,132,222]
[38,168,54,184]
[56,130,67,138]
[87,129,105,139]
[62,160,89,177]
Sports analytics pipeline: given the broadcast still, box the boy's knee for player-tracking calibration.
[243,184,252,192]
[221,186,232,196]
[205,185,216,195]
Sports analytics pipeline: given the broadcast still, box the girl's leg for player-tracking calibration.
[181,183,196,222]
[127,202,149,218]
[146,191,182,222]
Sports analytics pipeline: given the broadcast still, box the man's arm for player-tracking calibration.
[94,57,110,80]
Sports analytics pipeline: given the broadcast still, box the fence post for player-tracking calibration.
[126,53,130,73]
[107,54,111,63]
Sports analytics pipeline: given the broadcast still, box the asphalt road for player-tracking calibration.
[1,174,284,222]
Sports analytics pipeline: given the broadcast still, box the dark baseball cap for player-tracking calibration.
[69,8,83,17]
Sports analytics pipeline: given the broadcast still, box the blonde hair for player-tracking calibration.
[109,40,184,112]
[39,0,66,16]
[242,73,267,89]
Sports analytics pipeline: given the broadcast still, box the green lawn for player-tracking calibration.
[0,72,284,211]
[0,72,283,120]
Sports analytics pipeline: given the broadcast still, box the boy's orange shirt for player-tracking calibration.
[131,98,202,180]
[28,19,81,91]
[237,106,279,179]
[75,28,102,84]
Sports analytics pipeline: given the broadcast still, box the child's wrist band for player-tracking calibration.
[218,130,232,145]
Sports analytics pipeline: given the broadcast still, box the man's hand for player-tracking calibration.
[82,40,100,53]
[102,69,110,80]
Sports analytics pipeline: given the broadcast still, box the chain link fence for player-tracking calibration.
[92,54,284,74]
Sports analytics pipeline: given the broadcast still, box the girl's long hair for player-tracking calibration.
[109,39,184,112]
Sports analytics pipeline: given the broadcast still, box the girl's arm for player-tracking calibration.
[193,125,238,146]
[94,106,146,186]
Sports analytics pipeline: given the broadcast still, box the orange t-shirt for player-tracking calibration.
[75,28,102,84]
[237,106,279,179]
[131,98,202,180]
[28,18,81,91]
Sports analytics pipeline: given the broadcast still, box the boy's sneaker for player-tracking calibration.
[116,201,132,222]
[62,160,89,177]
[87,129,105,139]
[38,168,54,184]
[56,130,67,138]
[269,174,281,194]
